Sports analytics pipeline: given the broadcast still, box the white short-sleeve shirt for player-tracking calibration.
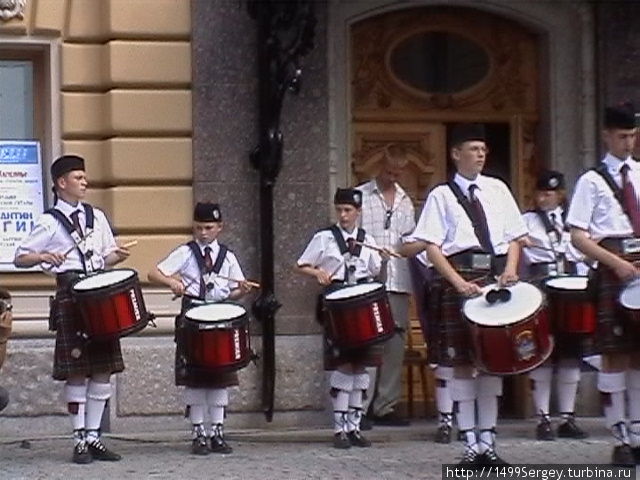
[566,153,639,240]
[412,173,527,257]
[14,199,118,273]
[297,225,382,283]
[157,239,245,302]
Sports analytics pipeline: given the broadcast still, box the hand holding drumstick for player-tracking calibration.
[41,231,95,270]
[170,274,260,300]
[352,240,402,259]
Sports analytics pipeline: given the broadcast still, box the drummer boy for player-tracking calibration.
[408,124,527,466]
[14,154,130,464]
[521,170,589,441]
[295,188,391,449]
[148,202,252,456]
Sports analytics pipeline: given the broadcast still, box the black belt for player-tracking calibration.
[529,261,579,276]
[600,237,640,255]
[446,250,506,274]
[55,271,84,289]
[330,278,369,285]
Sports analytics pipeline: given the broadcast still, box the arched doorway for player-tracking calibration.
[349,6,543,417]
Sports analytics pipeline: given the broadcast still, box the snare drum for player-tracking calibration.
[544,276,596,334]
[323,282,395,350]
[182,303,251,373]
[620,278,640,323]
[463,282,552,375]
[72,269,149,340]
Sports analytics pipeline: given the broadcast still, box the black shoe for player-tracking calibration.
[536,420,555,441]
[457,430,466,442]
[347,430,372,448]
[457,449,479,469]
[72,442,93,465]
[372,412,410,426]
[631,446,640,465]
[87,438,122,461]
[434,424,452,444]
[210,435,233,454]
[359,414,373,431]
[557,418,588,439]
[478,449,510,466]
[0,386,9,412]
[612,445,635,466]
[333,432,351,449]
[191,435,209,455]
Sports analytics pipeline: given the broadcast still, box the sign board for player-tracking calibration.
[0,141,44,272]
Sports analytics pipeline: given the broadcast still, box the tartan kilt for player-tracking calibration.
[322,329,384,371]
[427,270,493,367]
[52,277,124,381]
[174,299,239,388]
[588,255,640,355]
[525,269,593,359]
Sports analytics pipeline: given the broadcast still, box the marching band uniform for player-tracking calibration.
[522,171,588,441]
[412,124,527,466]
[567,103,640,465]
[14,155,126,464]
[149,203,248,455]
[296,188,385,449]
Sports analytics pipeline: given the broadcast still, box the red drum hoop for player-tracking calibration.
[72,268,149,340]
[323,282,395,350]
[182,303,251,374]
[620,277,640,324]
[463,282,553,375]
[544,276,596,334]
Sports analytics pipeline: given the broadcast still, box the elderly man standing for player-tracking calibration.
[357,144,416,426]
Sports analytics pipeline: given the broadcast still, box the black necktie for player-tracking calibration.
[204,246,214,273]
[621,164,640,236]
[70,210,83,236]
[549,212,561,240]
[468,184,494,255]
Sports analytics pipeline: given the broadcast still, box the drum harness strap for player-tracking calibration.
[186,241,228,300]
[447,181,495,257]
[45,205,95,275]
[328,225,365,283]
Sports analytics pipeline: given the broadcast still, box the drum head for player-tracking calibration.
[324,282,382,300]
[545,276,588,291]
[72,269,135,291]
[185,303,247,322]
[620,278,640,310]
[463,282,543,327]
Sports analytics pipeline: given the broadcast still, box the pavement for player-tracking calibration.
[0,418,631,480]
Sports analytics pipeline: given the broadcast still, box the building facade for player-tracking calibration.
[0,0,638,433]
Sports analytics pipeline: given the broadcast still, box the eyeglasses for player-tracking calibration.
[485,288,511,304]
[384,210,393,230]
[0,300,12,314]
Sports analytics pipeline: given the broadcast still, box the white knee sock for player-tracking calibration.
[85,380,111,440]
[347,373,369,433]
[206,388,229,436]
[626,371,640,447]
[598,372,627,445]
[477,375,502,431]
[64,383,87,443]
[556,364,580,416]
[529,366,552,418]
[330,371,353,434]
[435,366,454,423]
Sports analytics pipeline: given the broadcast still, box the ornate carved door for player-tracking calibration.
[350,6,541,417]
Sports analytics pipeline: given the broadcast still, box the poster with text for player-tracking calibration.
[0,141,44,272]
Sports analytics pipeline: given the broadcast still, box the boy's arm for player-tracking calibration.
[148,266,185,296]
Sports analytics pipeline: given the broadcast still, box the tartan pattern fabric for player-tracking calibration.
[174,309,239,388]
[427,270,492,366]
[588,255,640,354]
[52,278,124,381]
[322,330,383,371]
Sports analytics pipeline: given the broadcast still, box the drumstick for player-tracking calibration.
[121,240,138,249]
[353,241,402,258]
[215,274,260,289]
[42,231,95,271]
